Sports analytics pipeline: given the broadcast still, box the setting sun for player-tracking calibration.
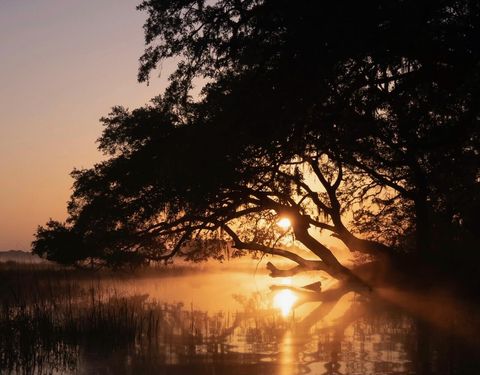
[273,289,297,316]
[277,217,291,230]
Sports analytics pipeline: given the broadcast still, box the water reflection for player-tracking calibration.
[278,330,295,375]
[1,270,480,374]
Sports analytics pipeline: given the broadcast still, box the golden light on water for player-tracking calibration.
[277,217,291,230]
[273,289,297,316]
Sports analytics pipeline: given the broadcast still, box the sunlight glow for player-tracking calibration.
[277,217,291,230]
[273,289,297,316]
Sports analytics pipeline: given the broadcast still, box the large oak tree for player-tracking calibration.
[33,0,479,290]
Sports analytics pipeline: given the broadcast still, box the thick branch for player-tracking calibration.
[222,224,311,266]
[293,227,351,279]
[308,217,336,232]
[308,158,340,211]
[266,260,326,277]
[332,161,343,190]
[274,169,331,213]
[332,233,392,256]
[308,158,393,257]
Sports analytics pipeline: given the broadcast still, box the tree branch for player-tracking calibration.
[266,260,326,277]
[307,158,393,257]
[221,224,311,266]
[350,159,412,198]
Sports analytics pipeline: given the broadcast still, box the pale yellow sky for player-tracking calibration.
[0,0,174,250]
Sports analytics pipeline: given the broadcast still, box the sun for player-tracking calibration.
[273,289,297,316]
[277,217,291,230]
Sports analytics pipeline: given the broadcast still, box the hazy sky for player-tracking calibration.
[0,0,173,250]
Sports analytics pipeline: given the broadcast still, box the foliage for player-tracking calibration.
[33,0,479,281]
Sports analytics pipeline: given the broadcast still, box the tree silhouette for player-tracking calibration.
[33,0,479,288]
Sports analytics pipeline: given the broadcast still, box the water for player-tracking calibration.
[1,268,479,374]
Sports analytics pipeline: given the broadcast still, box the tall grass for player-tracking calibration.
[0,263,284,374]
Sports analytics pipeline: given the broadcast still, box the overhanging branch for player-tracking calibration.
[221,224,311,266]
[266,261,326,277]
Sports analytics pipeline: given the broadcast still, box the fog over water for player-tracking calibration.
[1,263,479,375]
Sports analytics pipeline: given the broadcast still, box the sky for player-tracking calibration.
[0,0,174,250]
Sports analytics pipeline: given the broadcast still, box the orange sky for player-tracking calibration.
[0,1,353,263]
[0,0,173,250]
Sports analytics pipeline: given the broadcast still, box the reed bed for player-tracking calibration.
[0,263,283,374]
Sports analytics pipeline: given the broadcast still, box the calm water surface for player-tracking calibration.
[2,269,480,375]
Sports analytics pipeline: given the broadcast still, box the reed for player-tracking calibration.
[0,262,282,374]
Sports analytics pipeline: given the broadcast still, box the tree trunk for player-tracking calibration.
[415,195,431,255]
[293,225,371,292]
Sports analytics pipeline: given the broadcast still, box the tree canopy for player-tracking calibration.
[33,0,479,286]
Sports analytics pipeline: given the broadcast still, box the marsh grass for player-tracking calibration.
[2,263,479,374]
[0,263,284,374]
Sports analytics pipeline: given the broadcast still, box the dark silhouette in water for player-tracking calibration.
[1,266,479,374]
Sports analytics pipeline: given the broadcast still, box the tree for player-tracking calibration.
[33,0,479,290]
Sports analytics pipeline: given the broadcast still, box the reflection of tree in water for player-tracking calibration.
[314,306,416,375]
[223,286,419,375]
[1,286,479,374]
[233,284,480,375]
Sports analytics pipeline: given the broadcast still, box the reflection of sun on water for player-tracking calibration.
[273,289,297,316]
